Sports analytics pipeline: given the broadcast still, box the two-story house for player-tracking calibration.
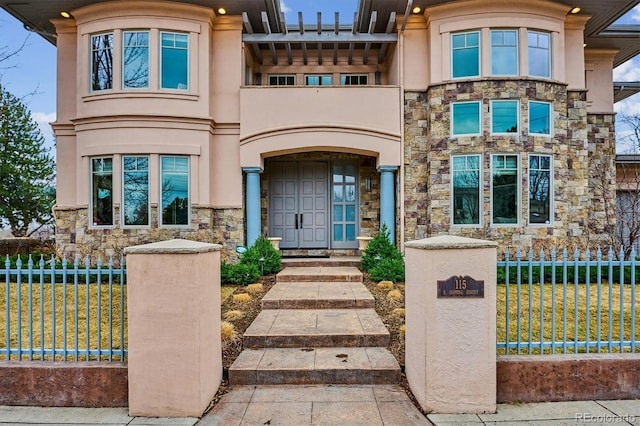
[2,0,639,259]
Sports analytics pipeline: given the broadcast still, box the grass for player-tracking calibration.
[0,282,127,361]
[497,281,640,354]
[221,286,236,303]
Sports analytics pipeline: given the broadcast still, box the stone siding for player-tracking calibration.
[403,81,611,253]
[54,206,243,263]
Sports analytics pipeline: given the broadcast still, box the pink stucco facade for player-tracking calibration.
[42,0,630,258]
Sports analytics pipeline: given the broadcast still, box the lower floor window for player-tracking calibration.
[492,154,519,225]
[528,155,552,224]
[452,155,481,225]
[123,156,150,226]
[161,156,190,226]
[91,157,113,226]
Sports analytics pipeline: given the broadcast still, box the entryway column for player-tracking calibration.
[378,165,397,244]
[243,167,262,247]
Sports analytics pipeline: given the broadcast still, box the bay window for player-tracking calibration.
[491,30,518,76]
[122,156,150,226]
[529,101,551,135]
[91,33,114,91]
[91,157,113,227]
[491,100,519,134]
[528,31,551,78]
[529,155,552,224]
[492,154,519,225]
[452,31,480,79]
[452,102,481,136]
[161,32,189,90]
[123,31,149,89]
[160,156,190,226]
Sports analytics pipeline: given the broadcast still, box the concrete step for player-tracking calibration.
[243,309,389,349]
[281,257,361,268]
[261,281,374,309]
[276,266,363,283]
[229,347,400,385]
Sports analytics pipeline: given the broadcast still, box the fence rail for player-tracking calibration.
[497,247,639,355]
[1,254,127,361]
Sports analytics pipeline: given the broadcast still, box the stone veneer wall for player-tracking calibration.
[259,152,381,250]
[403,80,611,253]
[587,113,617,247]
[54,206,244,263]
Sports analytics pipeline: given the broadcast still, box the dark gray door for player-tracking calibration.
[269,162,328,249]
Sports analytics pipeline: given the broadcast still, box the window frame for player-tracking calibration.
[451,154,482,227]
[340,74,369,85]
[491,154,521,226]
[451,30,481,79]
[90,156,115,228]
[122,155,151,228]
[451,101,482,137]
[160,31,190,91]
[268,75,296,86]
[528,154,553,226]
[529,101,552,136]
[490,29,519,76]
[527,30,551,79]
[159,155,191,227]
[90,32,114,92]
[490,100,520,135]
[122,30,150,90]
[305,75,332,86]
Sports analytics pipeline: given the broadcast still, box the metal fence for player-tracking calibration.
[497,247,639,355]
[1,255,127,361]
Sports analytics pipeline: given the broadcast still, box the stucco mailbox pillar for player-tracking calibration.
[405,235,497,414]
[125,239,222,417]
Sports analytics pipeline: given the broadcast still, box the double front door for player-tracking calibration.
[269,161,358,250]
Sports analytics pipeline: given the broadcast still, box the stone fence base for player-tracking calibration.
[497,354,640,403]
[0,361,127,407]
[0,355,637,407]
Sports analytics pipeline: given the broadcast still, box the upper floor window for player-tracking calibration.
[91,33,114,91]
[305,75,332,86]
[491,30,518,76]
[161,32,189,90]
[341,75,368,85]
[91,157,113,227]
[452,31,480,79]
[160,156,190,226]
[123,31,149,89]
[268,75,296,86]
[529,101,551,135]
[452,155,481,226]
[528,155,552,225]
[122,156,150,227]
[492,154,519,225]
[451,101,481,136]
[528,31,551,78]
[491,100,519,134]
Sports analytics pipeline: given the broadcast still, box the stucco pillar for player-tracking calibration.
[243,167,262,247]
[405,235,498,414]
[124,239,222,417]
[378,165,397,244]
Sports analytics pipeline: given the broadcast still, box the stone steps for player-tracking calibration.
[261,281,374,309]
[276,266,362,282]
[242,308,390,348]
[229,265,401,387]
[281,257,361,268]
[229,347,400,385]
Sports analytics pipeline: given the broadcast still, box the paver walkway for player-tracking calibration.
[204,263,431,425]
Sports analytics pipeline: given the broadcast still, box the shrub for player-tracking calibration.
[246,283,264,294]
[225,263,261,286]
[369,257,405,283]
[221,321,239,348]
[240,236,282,275]
[223,310,246,321]
[376,281,394,290]
[387,289,402,301]
[361,225,404,276]
[232,293,252,303]
[221,261,234,284]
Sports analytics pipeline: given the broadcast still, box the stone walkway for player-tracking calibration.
[203,264,430,425]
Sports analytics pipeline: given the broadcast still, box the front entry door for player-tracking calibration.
[269,162,328,249]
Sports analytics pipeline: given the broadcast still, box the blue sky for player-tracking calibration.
[0,0,638,151]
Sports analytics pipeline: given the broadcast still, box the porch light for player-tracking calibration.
[412,6,422,14]
[570,6,581,14]
[217,8,227,15]
[60,11,71,18]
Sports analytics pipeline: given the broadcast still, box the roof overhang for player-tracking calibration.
[614,81,640,102]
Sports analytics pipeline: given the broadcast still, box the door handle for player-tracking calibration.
[299,213,303,228]
[295,214,298,229]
